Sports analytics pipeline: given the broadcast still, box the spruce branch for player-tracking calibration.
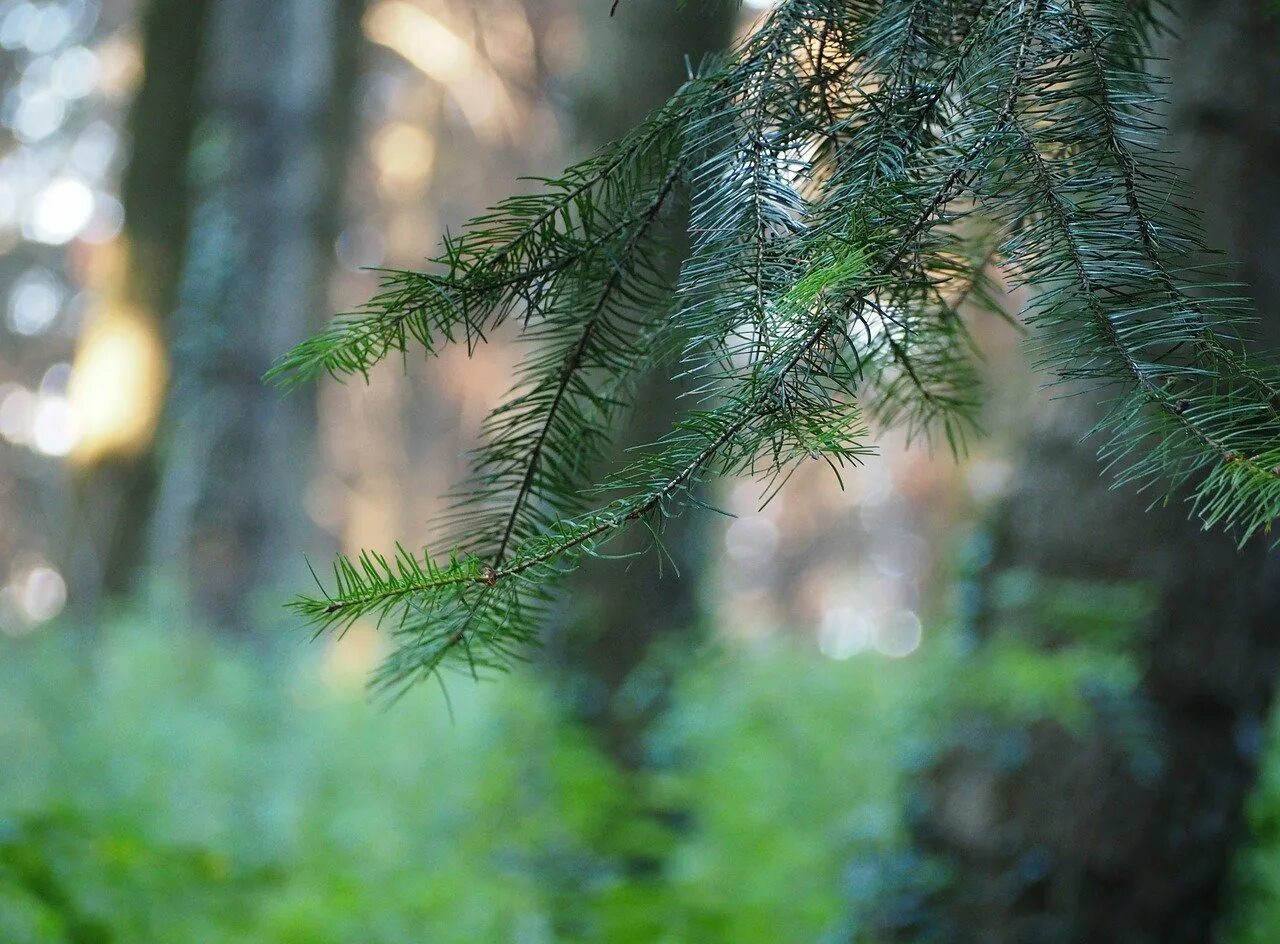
[278,0,1280,693]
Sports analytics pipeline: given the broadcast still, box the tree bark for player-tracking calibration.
[144,0,365,631]
[68,0,212,609]
[878,4,1280,943]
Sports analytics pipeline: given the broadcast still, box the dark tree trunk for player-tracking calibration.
[547,0,734,771]
[880,4,1280,943]
[68,0,212,610]
[144,0,365,631]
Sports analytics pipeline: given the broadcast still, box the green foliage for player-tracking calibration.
[11,589,1274,941]
[952,569,1153,727]
[0,618,935,944]
[1230,712,1280,944]
[272,0,1280,691]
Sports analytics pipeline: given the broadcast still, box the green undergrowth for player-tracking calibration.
[3,581,1275,943]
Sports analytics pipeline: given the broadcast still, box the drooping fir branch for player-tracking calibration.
[800,0,1012,446]
[969,0,1280,538]
[450,154,686,568]
[1061,0,1280,411]
[274,0,1280,693]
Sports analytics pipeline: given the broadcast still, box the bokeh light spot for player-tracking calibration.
[27,175,95,244]
[20,565,66,622]
[8,266,62,334]
[873,609,923,659]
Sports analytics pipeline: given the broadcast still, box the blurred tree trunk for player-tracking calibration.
[878,4,1280,943]
[141,0,365,631]
[68,0,211,609]
[547,1,734,771]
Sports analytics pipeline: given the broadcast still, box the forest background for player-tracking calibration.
[2,1,1280,942]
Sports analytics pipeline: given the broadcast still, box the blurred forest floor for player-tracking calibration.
[5,597,1280,943]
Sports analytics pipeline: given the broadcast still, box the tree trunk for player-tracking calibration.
[546,0,734,771]
[68,0,212,610]
[144,0,364,631]
[878,4,1280,943]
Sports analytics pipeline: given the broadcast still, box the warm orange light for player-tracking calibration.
[364,1,473,83]
[371,122,437,197]
[363,1,516,141]
[68,308,166,465]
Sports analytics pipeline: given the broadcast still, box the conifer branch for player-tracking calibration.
[487,162,685,566]
[278,0,1280,692]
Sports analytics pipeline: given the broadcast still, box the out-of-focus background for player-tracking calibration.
[1,1,1279,941]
